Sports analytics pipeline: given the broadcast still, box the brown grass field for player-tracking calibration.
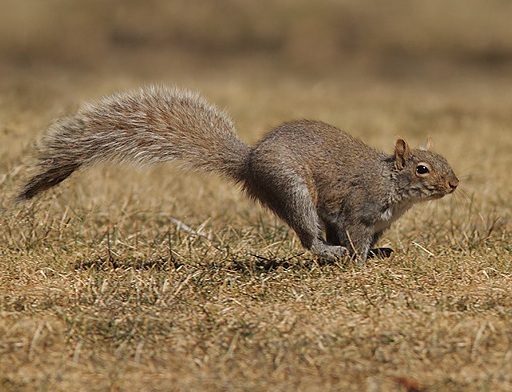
[1,1,511,391]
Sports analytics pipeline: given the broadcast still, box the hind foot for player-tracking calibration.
[310,242,349,263]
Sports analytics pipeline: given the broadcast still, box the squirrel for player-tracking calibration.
[17,85,459,263]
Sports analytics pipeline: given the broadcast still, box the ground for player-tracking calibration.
[0,1,511,391]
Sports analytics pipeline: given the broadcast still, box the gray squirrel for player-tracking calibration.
[18,86,459,262]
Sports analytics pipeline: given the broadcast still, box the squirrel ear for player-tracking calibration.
[394,139,411,170]
[419,136,433,151]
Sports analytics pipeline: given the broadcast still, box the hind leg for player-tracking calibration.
[247,174,348,262]
[285,190,348,262]
[324,218,375,264]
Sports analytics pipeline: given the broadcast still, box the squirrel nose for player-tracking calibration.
[448,177,459,191]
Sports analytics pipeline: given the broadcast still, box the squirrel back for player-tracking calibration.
[18,86,459,263]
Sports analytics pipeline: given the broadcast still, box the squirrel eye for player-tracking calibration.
[416,165,430,175]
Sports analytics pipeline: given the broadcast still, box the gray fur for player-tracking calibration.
[18,86,459,263]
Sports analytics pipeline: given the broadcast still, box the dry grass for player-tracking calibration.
[1,1,512,391]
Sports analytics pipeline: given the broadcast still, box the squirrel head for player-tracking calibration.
[393,138,459,201]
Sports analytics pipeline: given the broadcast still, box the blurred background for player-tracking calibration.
[2,0,512,79]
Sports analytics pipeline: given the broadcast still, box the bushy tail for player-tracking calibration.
[17,86,251,200]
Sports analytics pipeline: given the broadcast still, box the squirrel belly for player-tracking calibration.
[18,86,459,263]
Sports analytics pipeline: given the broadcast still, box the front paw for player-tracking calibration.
[368,247,394,259]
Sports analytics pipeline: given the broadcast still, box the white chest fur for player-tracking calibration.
[374,201,414,234]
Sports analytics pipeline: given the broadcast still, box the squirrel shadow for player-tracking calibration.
[229,247,394,274]
[74,255,183,271]
[74,249,392,274]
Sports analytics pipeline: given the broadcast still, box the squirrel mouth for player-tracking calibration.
[429,192,448,200]
[432,187,456,199]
